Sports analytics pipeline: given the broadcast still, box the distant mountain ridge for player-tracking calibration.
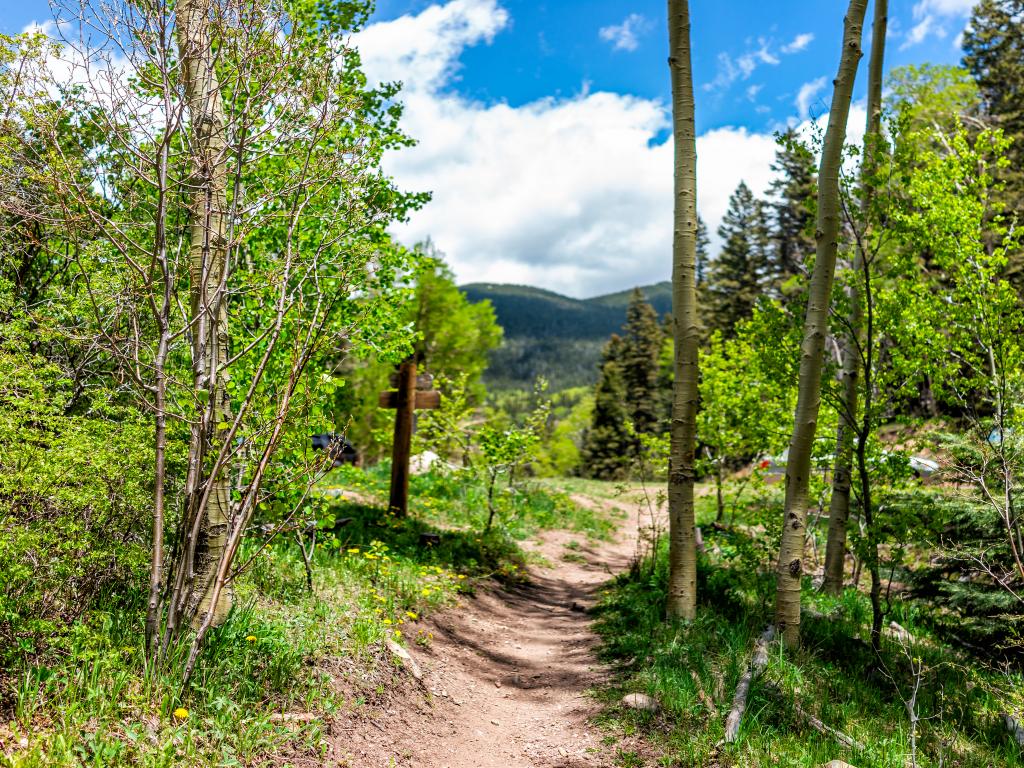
[460,281,672,390]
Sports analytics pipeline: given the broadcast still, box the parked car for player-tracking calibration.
[311,433,359,467]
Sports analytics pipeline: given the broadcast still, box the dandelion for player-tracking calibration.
[245,635,257,642]
[382,618,392,625]
[173,707,189,721]
[393,630,402,638]
[457,574,466,580]
[347,548,360,554]
[405,611,418,620]
[421,588,431,596]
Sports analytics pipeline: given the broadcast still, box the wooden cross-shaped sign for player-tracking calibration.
[379,358,441,517]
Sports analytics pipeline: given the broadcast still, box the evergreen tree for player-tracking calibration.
[706,182,771,336]
[695,216,710,287]
[579,336,633,480]
[619,289,664,434]
[963,0,1024,287]
[767,130,816,294]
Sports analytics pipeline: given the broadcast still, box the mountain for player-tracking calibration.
[460,281,672,391]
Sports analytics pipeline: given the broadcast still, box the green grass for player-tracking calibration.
[592,531,1024,768]
[2,467,611,767]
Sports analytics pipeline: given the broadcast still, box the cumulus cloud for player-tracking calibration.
[901,0,976,49]
[795,77,827,121]
[598,13,651,53]
[355,1,862,297]
[781,32,814,54]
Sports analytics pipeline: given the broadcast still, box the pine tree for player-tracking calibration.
[620,289,664,434]
[695,216,710,287]
[580,336,633,480]
[963,0,1024,287]
[767,130,817,295]
[706,182,771,337]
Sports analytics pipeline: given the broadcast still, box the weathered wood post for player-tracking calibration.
[379,360,441,516]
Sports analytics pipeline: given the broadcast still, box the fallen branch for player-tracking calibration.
[724,624,776,742]
[1004,713,1024,748]
[763,685,865,751]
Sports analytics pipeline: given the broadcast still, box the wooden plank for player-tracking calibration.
[378,390,441,410]
[388,372,434,390]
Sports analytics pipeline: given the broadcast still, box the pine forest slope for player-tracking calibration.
[461,281,672,390]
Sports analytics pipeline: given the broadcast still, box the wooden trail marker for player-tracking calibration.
[380,359,440,517]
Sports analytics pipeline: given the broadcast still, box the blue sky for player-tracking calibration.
[6,0,979,296]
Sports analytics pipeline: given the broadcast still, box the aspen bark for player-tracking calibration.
[176,0,233,627]
[775,0,867,648]
[822,0,888,596]
[666,0,700,620]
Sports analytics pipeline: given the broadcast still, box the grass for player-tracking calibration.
[1,467,610,767]
[591,489,1024,768]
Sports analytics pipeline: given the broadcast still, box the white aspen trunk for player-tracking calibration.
[822,0,888,596]
[775,0,868,648]
[666,0,700,620]
[176,0,233,627]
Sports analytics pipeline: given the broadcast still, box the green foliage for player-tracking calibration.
[593,520,1024,767]
[963,0,1024,224]
[338,247,502,464]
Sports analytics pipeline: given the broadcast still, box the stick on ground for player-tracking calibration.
[724,624,776,742]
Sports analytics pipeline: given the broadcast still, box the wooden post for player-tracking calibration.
[379,362,441,517]
[388,358,416,516]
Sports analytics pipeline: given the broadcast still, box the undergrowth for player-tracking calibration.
[1,468,607,767]
[593,523,1024,768]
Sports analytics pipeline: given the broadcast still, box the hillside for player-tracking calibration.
[460,281,672,390]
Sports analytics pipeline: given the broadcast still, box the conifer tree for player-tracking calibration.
[580,336,633,480]
[767,130,817,295]
[706,182,771,336]
[963,0,1024,287]
[620,289,664,434]
[695,216,710,287]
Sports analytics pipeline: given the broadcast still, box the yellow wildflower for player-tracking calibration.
[405,611,418,620]
[245,635,257,642]
[173,707,189,721]
[347,548,360,554]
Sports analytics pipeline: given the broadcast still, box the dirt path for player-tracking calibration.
[330,495,641,767]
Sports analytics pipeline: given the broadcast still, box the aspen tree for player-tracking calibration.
[775,0,868,647]
[822,0,888,596]
[666,0,700,620]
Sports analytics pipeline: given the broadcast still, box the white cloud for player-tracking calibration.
[901,0,976,49]
[705,40,780,92]
[598,13,650,53]
[746,83,764,101]
[781,32,814,54]
[795,77,827,121]
[356,1,867,297]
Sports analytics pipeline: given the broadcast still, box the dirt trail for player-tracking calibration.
[330,495,641,767]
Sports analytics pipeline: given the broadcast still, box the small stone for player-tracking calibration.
[494,680,502,688]
[620,693,660,712]
[491,719,501,726]
[385,638,422,680]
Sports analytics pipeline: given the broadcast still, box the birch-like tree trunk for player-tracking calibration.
[666,0,700,620]
[775,0,867,648]
[822,0,888,596]
[175,0,233,627]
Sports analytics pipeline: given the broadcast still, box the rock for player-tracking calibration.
[385,638,422,681]
[621,693,659,712]
[885,621,913,645]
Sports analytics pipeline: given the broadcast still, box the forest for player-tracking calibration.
[1,0,1023,766]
